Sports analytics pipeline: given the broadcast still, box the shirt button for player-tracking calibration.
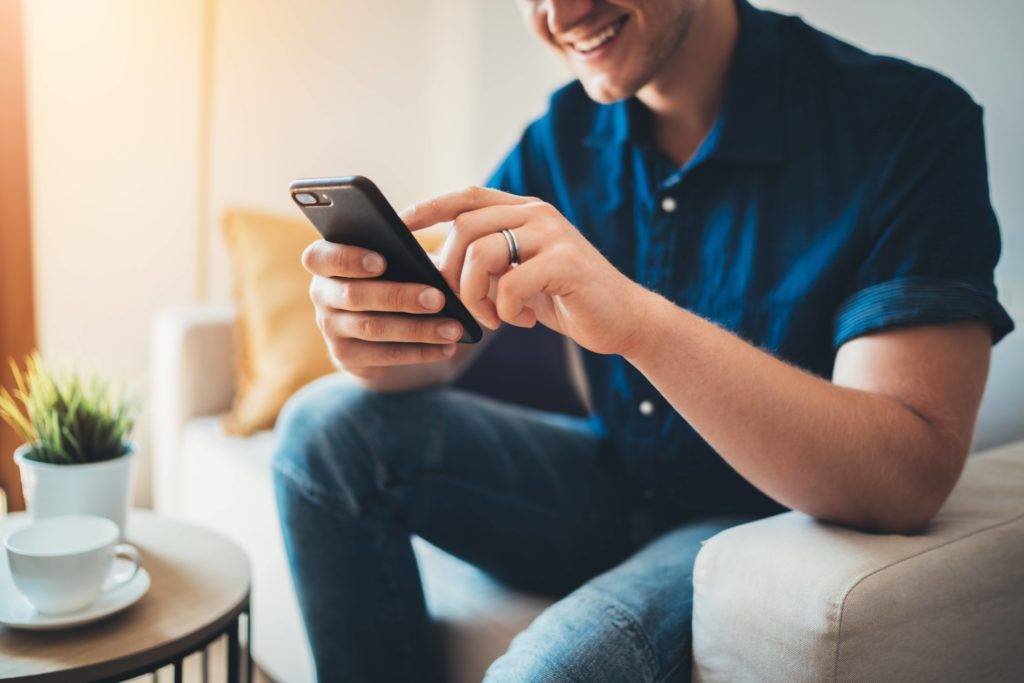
[660,196,677,213]
[638,399,655,416]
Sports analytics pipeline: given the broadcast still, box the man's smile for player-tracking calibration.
[564,15,630,59]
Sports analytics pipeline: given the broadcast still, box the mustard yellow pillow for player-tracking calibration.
[221,209,335,435]
[220,209,449,435]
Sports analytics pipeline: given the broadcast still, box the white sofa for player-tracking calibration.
[152,305,1024,683]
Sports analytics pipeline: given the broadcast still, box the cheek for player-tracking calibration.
[523,5,556,48]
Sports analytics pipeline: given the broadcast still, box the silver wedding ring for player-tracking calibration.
[501,228,520,268]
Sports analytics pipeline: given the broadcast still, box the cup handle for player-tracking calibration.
[101,543,142,594]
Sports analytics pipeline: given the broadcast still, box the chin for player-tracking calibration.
[578,71,641,103]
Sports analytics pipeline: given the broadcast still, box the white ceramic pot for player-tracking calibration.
[14,444,135,539]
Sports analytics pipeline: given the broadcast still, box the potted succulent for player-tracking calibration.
[0,354,136,538]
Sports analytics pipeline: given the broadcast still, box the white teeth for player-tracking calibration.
[572,18,624,53]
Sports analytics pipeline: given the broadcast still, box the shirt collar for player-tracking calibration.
[583,0,788,164]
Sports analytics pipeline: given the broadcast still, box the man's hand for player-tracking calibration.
[403,186,645,356]
[303,240,464,381]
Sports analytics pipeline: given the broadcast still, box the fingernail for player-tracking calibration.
[363,253,385,274]
[438,322,461,340]
[442,344,456,357]
[419,288,444,310]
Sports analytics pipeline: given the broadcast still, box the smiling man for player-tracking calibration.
[273,1,1013,681]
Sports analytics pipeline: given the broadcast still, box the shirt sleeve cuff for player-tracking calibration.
[833,276,1015,348]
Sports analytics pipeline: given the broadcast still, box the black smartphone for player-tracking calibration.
[289,175,482,343]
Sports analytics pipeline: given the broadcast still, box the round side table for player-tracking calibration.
[0,509,252,683]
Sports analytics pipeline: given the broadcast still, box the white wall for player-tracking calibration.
[203,0,438,302]
[470,3,569,181]
[23,0,1022,505]
[201,0,566,303]
[22,0,205,503]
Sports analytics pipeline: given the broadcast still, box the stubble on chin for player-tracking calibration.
[576,11,702,103]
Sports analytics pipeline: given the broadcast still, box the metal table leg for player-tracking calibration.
[246,609,254,683]
[228,615,241,682]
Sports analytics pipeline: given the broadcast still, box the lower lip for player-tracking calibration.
[569,18,628,63]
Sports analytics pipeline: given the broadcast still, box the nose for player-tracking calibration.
[545,0,596,35]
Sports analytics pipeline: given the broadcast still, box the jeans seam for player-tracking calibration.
[273,458,381,524]
[591,592,660,682]
[273,458,340,508]
[655,653,688,683]
[347,403,400,486]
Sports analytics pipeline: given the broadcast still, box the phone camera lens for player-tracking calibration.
[294,192,318,206]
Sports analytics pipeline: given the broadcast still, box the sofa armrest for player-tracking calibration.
[150,305,237,515]
[692,441,1024,682]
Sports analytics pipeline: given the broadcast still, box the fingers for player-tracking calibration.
[302,240,386,278]
[310,276,446,314]
[305,240,463,371]
[312,285,460,370]
[401,185,529,231]
[459,232,520,329]
[329,337,457,369]
[495,256,556,327]
[324,311,463,344]
[439,204,537,291]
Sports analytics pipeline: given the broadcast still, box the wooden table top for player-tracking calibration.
[0,509,250,682]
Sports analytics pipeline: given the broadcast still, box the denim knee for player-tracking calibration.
[272,376,397,515]
[484,587,663,683]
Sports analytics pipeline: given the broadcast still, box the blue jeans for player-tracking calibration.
[273,375,752,682]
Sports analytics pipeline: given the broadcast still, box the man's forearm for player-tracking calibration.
[623,291,967,533]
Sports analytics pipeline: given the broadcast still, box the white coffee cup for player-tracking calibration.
[4,515,142,615]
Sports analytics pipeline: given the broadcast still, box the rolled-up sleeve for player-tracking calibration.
[833,86,1014,347]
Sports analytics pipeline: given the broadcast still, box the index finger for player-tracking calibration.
[301,240,387,278]
[401,185,529,231]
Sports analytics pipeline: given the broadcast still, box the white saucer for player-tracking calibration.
[0,558,150,631]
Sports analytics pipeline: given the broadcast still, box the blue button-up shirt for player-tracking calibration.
[488,0,1013,516]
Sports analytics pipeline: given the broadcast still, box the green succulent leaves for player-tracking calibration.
[0,354,135,465]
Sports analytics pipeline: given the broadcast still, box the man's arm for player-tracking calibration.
[403,185,994,534]
[627,294,990,533]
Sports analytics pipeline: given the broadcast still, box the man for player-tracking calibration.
[273,0,1013,680]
